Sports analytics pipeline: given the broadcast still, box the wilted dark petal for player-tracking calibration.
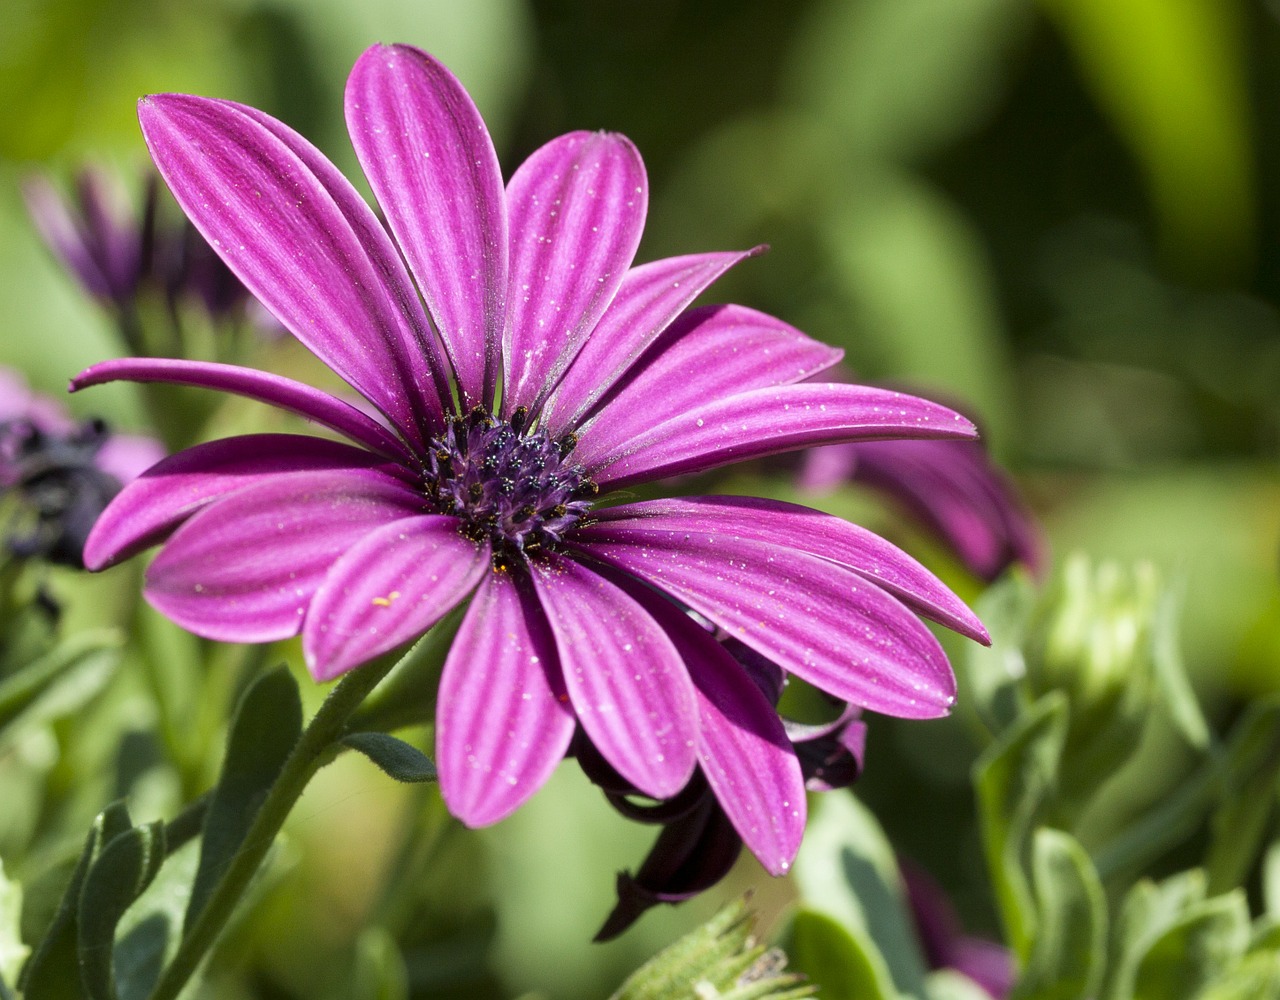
[611,574,805,875]
[790,710,867,792]
[71,357,411,460]
[585,384,979,491]
[825,438,1044,583]
[595,796,742,942]
[144,468,426,644]
[592,497,988,643]
[346,44,507,406]
[84,435,393,570]
[302,516,490,681]
[437,570,575,826]
[543,249,762,433]
[23,175,117,299]
[574,305,842,466]
[138,94,448,446]
[529,554,698,799]
[502,131,647,414]
[574,522,956,719]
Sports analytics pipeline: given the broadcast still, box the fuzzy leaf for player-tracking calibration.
[1011,828,1106,1000]
[185,665,301,932]
[1129,891,1250,1000]
[341,732,438,784]
[77,821,167,1000]
[19,800,133,999]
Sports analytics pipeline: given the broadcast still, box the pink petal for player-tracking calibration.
[71,357,411,460]
[573,522,957,719]
[302,517,489,681]
[346,44,507,407]
[138,94,449,447]
[85,434,394,570]
[594,497,988,644]
[584,383,979,491]
[502,131,647,414]
[528,554,698,799]
[144,467,426,644]
[437,570,575,826]
[94,434,166,484]
[611,573,806,874]
[542,248,763,434]
[574,304,841,461]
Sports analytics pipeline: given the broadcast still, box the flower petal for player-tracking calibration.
[144,467,425,644]
[85,434,392,570]
[437,570,575,826]
[71,357,410,460]
[583,383,979,491]
[573,522,956,719]
[502,131,647,413]
[594,497,988,643]
[575,304,841,459]
[528,554,698,799]
[303,517,489,681]
[542,249,763,433]
[346,44,507,406]
[138,94,449,446]
[611,573,806,875]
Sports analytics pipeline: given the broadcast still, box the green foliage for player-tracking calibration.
[341,732,438,784]
[609,898,814,1000]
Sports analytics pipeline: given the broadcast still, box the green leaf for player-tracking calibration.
[184,665,301,933]
[1149,583,1210,750]
[962,571,1039,736]
[792,792,927,999]
[1012,828,1107,1000]
[925,970,995,1000]
[608,897,814,1000]
[1265,840,1280,920]
[1195,950,1280,1000]
[0,860,27,988]
[783,907,894,1000]
[19,800,133,999]
[341,732,438,783]
[0,629,121,747]
[77,821,167,1000]
[1205,699,1280,894]
[973,692,1068,960]
[352,927,409,1000]
[1130,891,1251,1000]
[347,611,463,734]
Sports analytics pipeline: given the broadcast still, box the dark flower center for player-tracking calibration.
[423,406,597,566]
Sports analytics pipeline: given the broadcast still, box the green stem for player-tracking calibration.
[146,656,397,1000]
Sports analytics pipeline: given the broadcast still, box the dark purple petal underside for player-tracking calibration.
[84,434,392,570]
[144,467,426,644]
[542,249,762,433]
[346,44,507,407]
[574,523,957,719]
[529,554,698,799]
[138,94,448,447]
[302,516,490,680]
[502,131,647,414]
[583,383,978,491]
[593,497,988,643]
[437,570,575,826]
[71,357,410,460]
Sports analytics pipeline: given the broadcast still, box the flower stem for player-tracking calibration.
[146,656,398,1000]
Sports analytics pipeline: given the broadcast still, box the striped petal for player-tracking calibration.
[437,570,575,826]
[346,44,507,406]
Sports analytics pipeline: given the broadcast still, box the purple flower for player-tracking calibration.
[25,168,261,325]
[72,44,988,863]
[0,367,163,568]
[800,436,1043,583]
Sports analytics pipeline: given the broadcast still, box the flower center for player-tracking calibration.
[423,407,597,566]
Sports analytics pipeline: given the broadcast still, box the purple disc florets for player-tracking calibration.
[424,406,597,564]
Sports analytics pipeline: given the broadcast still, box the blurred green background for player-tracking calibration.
[3,0,1280,996]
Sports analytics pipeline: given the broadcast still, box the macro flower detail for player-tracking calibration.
[72,43,988,869]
